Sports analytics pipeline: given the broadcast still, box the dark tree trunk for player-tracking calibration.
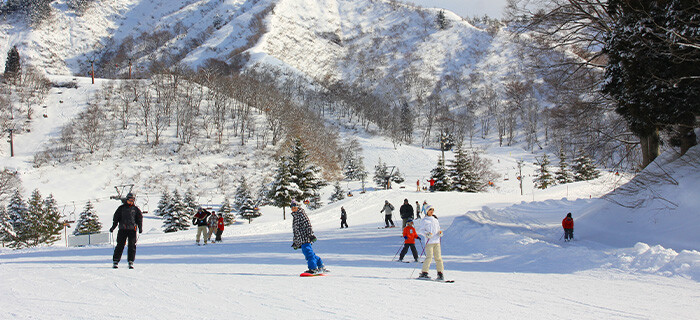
[639,127,660,168]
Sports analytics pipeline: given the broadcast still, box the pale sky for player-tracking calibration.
[406,0,509,19]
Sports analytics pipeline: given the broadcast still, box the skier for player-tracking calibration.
[192,207,211,245]
[562,212,574,242]
[428,178,435,192]
[415,201,421,219]
[109,193,143,269]
[417,205,446,280]
[291,200,327,274]
[420,200,429,217]
[380,200,395,228]
[207,212,218,243]
[399,199,414,228]
[340,206,348,229]
[398,219,421,262]
[215,214,224,242]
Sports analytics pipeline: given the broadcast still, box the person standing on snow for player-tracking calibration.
[380,200,395,228]
[417,205,446,280]
[415,201,421,219]
[562,212,574,242]
[215,214,225,242]
[192,207,211,245]
[291,200,328,274]
[340,206,348,229]
[399,199,414,228]
[207,212,218,243]
[420,200,428,217]
[110,193,143,269]
[398,219,421,262]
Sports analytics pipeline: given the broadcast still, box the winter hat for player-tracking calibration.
[424,204,434,212]
[407,219,413,223]
[566,212,572,218]
[125,193,135,200]
[290,200,300,208]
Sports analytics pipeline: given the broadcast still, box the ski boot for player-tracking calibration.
[128,261,134,269]
[437,272,444,281]
[418,272,430,279]
[112,261,118,269]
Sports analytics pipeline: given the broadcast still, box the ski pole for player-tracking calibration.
[410,239,427,279]
[391,241,404,261]
[559,232,564,241]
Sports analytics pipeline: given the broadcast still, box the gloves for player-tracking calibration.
[417,237,422,241]
[310,236,317,243]
[292,244,300,250]
[139,229,143,234]
[403,236,408,240]
[426,232,432,238]
[438,231,443,237]
[109,227,115,232]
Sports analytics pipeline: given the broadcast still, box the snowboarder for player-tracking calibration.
[415,201,421,219]
[207,212,218,243]
[340,206,348,229]
[215,214,224,242]
[562,212,574,242]
[291,200,327,274]
[380,200,395,228]
[109,193,143,269]
[398,219,421,262]
[417,205,445,280]
[399,199,414,228]
[192,207,211,245]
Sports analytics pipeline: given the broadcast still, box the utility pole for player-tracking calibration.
[90,59,95,84]
[7,128,14,157]
[517,160,524,196]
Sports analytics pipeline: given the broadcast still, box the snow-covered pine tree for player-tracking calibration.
[572,153,600,181]
[329,182,345,203]
[182,188,198,222]
[165,190,190,232]
[73,201,102,235]
[6,190,28,248]
[268,159,299,220]
[555,149,574,184]
[233,177,253,213]
[4,46,20,82]
[342,139,366,181]
[25,189,43,246]
[0,206,15,246]
[534,154,555,189]
[256,183,271,207]
[448,149,479,192]
[286,138,327,202]
[239,197,259,224]
[430,158,452,191]
[373,158,389,188]
[437,9,448,30]
[307,191,323,210]
[154,189,172,217]
[390,167,405,185]
[40,194,63,245]
[219,197,235,225]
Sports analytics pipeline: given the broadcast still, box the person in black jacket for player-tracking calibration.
[192,207,211,245]
[110,193,143,269]
[399,199,414,228]
[340,207,348,229]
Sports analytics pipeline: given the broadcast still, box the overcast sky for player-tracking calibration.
[406,0,510,18]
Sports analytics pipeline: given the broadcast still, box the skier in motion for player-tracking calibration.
[110,193,143,269]
[380,200,395,228]
[291,200,328,274]
[417,205,446,280]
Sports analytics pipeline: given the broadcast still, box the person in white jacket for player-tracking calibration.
[417,204,445,280]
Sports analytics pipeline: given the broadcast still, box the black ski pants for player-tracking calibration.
[399,243,418,261]
[113,229,137,263]
[215,230,223,241]
[341,218,348,228]
[564,228,574,240]
[385,215,394,227]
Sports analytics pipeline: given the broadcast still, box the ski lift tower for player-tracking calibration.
[110,184,135,202]
[386,165,396,189]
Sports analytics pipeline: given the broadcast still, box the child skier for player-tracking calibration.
[215,214,224,242]
[562,212,574,241]
[398,219,421,262]
[291,200,328,274]
[417,205,446,280]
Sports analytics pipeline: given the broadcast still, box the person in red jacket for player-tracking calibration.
[398,219,421,262]
[215,215,225,242]
[562,212,574,242]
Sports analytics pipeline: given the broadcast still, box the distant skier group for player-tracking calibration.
[192,208,225,245]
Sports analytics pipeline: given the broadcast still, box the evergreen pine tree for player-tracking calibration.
[6,190,28,248]
[181,188,198,222]
[390,167,405,185]
[154,189,172,217]
[373,158,389,188]
[4,46,20,83]
[307,191,323,210]
[73,201,102,235]
[329,182,345,203]
[555,149,574,184]
[239,196,259,224]
[0,206,16,245]
[40,194,63,245]
[448,149,479,192]
[25,189,43,246]
[437,9,448,30]
[430,158,452,191]
[233,177,253,213]
[256,183,271,207]
[534,154,555,189]
[219,197,235,225]
[572,153,600,181]
[399,102,414,143]
[286,138,327,202]
[162,190,190,232]
[268,159,299,220]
